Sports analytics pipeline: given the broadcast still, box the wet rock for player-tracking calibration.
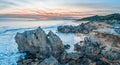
[39,56,60,65]
[74,44,81,52]
[57,22,98,34]
[64,44,70,49]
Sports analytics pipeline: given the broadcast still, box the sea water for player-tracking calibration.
[0,20,82,65]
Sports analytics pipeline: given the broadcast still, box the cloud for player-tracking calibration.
[0,0,18,10]
[0,0,120,20]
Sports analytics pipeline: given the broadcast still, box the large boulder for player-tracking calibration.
[15,27,66,65]
[15,27,51,58]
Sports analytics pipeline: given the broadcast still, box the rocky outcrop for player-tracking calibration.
[15,27,51,58]
[15,27,66,65]
[76,13,120,22]
[74,32,120,65]
[57,22,98,34]
[15,27,120,65]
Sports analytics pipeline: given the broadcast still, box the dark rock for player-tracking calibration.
[74,43,81,52]
[68,57,94,65]
[77,13,120,22]
[57,25,74,33]
[39,56,60,65]
[86,55,101,62]
[78,58,92,65]
[66,53,83,60]
[64,44,70,49]
[101,48,120,61]
[96,60,110,65]
[80,37,102,56]
[57,22,97,34]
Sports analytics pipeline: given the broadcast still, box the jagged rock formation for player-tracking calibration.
[57,22,97,34]
[74,32,120,65]
[15,27,120,65]
[15,27,66,65]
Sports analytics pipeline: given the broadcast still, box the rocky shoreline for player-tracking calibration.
[57,22,98,34]
[15,22,120,65]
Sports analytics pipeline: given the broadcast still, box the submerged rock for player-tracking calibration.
[64,44,70,49]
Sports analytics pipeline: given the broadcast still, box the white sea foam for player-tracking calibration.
[0,20,80,65]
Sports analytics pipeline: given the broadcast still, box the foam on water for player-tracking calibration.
[0,20,81,65]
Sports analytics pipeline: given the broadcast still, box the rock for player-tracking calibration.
[15,26,120,65]
[64,44,70,49]
[47,31,65,57]
[74,43,81,52]
[80,37,102,56]
[57,22,98,34]
[68,57,94,65]
[66,53,83,60]
[113,24,120,34]
[73,32,120,64]
[17,58,34,65]
[78,58,93,65]
[96,60,110,65]
[101,48,120,61]
[81,32,120,62]
[39,56,60,65]
[15,27,51,58]
[15,27,66,65]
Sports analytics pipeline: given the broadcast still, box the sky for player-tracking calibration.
[0,0,120,20]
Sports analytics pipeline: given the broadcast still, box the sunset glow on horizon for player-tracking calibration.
[0,0,120,20]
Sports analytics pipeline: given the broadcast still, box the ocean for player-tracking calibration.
[0,20,82,65]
